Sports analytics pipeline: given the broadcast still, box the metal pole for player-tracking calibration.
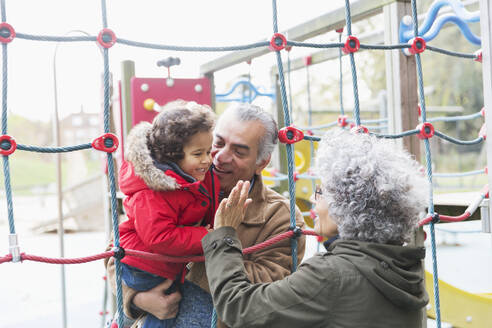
[479,0,492,239]
[52,29,94,328]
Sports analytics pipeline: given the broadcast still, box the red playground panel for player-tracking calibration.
[130,77,212,126]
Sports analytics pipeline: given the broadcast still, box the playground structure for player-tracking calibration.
[0,1,492,328]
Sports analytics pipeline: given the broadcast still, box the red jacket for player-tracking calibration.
[118,122,220,281]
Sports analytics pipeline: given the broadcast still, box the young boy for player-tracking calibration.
[117,100,219,328]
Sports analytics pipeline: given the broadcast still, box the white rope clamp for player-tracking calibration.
[9,233,21,262]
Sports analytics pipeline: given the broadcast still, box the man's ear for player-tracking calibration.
[255,155,271,175]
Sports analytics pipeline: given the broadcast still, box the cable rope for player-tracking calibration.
[426,110,483,122]
[287,50,293,119]
[434,131,484,145]
[344,0,361,126]
[271,0,299,276]
[16,143,92,153]
[410,0,441,325]
[338,32,345,116]
[433,168,485,178]
[0,0,15,236]
[426,45,478,59]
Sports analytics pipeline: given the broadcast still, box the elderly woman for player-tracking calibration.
[203,129,429,328]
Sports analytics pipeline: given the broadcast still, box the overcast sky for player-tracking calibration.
[2,0,345,123]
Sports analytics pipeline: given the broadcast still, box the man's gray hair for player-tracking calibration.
[225,103,278,164]
[315,129,428,244]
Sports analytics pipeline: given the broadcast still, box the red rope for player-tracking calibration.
[0,230,320,265]
[21,251,114,264]
[418,212,471,226]
[0,254,12,264]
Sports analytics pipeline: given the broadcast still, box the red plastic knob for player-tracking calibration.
[337,115,348,127]
[405,37,426,55]
[278,126,304,144]
[479,123,487,140]
[269,33,287,51]
[417,122,434,139]
[0,135,16,155]
[475,49,482,63]
[0,23,15,43]
[481,184,489,198]
[350,125,368,134]
[336,27,344,33]
[97,28,117,48]
[304,55,312,66]
[342,36,360,54]
[92,133,119,153]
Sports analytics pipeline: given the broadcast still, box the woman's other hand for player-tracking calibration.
[214,180,252,229]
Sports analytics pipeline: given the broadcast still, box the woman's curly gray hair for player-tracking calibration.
[315,129,428,244]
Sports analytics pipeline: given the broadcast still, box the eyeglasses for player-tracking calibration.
[314,185,323,201]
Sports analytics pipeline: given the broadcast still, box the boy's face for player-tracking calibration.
[178,130,213,181]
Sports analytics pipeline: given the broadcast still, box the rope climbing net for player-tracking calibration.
[0,1,487,328]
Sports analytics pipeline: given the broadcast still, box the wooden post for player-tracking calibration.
[384,0,420,160]
[384,2,426,327]
[120,60,135,137]
[205,72,216,112]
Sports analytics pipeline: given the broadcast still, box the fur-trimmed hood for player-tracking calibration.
[121,122,180,192]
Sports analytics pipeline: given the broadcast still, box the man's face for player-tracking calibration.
[212,113,270,195]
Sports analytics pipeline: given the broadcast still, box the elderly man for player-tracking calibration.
[106,103,305,327]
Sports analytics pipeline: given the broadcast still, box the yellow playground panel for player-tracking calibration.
[262,139,319,228]
[425,271,492,327]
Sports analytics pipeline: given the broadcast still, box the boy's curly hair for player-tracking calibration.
[147,100,216,164]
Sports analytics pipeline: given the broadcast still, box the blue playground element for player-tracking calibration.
[215,80,275,103]
[400,0,480,45]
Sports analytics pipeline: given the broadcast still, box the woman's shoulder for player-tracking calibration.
[299,251,360,279]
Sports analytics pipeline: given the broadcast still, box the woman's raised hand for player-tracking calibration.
[214,180,252,229]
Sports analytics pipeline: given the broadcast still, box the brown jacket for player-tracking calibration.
[106,175,305,325]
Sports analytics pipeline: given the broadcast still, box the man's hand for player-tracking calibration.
[132,279,182,320]
[214,180,252,229]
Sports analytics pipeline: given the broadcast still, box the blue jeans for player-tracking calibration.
[121,263,179,328]
[174,280,213,328]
